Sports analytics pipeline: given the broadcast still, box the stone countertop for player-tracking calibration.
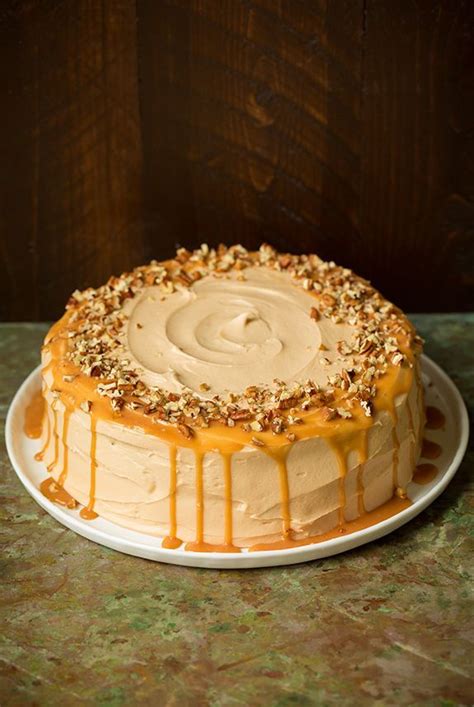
[1,315,472,706]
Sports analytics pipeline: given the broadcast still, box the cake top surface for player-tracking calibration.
[47,243,422,438]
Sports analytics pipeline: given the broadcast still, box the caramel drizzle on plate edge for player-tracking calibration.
[410,401,444,487]
[24,314,442,552]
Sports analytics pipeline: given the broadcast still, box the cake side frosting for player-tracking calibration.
[36,244,424,550]
[38,370,423,546]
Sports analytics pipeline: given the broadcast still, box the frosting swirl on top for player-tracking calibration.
[126,268,350,395]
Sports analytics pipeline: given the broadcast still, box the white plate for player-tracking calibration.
[5,356,469,569]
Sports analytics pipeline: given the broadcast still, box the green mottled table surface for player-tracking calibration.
[1,316,473,706]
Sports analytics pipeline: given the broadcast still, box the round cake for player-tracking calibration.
[36,244,424,551]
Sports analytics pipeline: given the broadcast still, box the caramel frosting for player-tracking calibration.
[35,244,425,550]
[124,267,354,395]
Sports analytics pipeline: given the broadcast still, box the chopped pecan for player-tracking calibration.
[320,406,337,421]
[178,423,194,439]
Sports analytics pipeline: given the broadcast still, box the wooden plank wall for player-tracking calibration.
[1,0,473,320]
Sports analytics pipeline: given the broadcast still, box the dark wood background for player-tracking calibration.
[1,0,473,321]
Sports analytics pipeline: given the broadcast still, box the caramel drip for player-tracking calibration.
[406,401,415,473]
[222,453,234,547]
[195,451,204,543]
[414,364,425,439]
[357,430,368,516]
[162,446,182,549]
[24,389,44,439]
[263,447,291,538]
[47,407,59,473]
[328,429,368,525]
[277,452,291,537]
[80,416,98,520]
[425,406,445,430]
[184,452,205,550]
[58,408,71,487]
[35,406,51,462]
[421,438,442,460]
[40,477,77,509]
[331,444,348,526]
[413,463,438,485]
[380,390,400,490]
[392,428,400,488]
[250,495,412,551]
[374,360,416,494]
[184,452,242,553]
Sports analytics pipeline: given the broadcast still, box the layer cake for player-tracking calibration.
[36,244,424,550]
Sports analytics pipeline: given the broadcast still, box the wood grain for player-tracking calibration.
[1,0,144,320]
[1,0,473,319]
[359,0,474,312]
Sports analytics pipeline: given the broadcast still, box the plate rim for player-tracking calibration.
[5,354,470,568]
